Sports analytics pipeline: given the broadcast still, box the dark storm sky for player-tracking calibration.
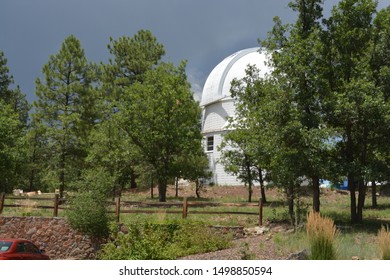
[0,0,388,101]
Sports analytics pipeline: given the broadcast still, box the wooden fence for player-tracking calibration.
[0,193,61,217]
[0,193,264,226]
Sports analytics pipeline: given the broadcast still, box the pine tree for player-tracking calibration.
[33,35,98,198]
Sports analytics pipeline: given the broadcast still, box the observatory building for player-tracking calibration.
[200,47,270,185]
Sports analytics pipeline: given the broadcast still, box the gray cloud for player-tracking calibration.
[0,0,387,102]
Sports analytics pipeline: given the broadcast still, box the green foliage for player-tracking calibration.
[0,50,30,125]
[229,0,390,224]
[0,51,29,192]
[321,0,390,223]
[0,101,25,192]
[118,61,203,201]
[95,30,167,196]
[105,29,165,90]
[219,127,260,202]
[32,35,98,197]
[66,192,111,239]
[99,221,232,260]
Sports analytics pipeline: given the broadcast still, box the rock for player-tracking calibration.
[13,189,23,196]
[287,249,309,260]
[26,227,37,236]
[244,226,270,236]
[352,256,359,260]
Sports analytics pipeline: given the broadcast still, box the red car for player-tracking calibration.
[0,239,50,260]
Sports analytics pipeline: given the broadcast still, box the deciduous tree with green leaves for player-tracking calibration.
[219,127,260,203]
[322,0,390,223]
[261,0,333,214]
[118,61,202,202]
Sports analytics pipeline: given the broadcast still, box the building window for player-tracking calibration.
[207,136,214,152]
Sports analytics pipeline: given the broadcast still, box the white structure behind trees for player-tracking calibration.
[200,48,270,185]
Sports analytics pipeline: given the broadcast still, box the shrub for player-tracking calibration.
[306,210,338,260]
[167,223,232,257]
[66,192,111,239]
[99,221,232,260]
[378,225,390,260]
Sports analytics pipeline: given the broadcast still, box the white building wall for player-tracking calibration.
[203,100,235,134]
[204,131,242,186]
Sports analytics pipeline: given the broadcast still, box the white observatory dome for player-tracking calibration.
[201,47,270,186]
[200,47,270,107]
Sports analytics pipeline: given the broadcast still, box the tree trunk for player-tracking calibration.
[59,151,65,199]
[246,160,252,202]
[130,169,138,189]
[357,180,367,223]
[287,184,295,226]
[346,123,358,223]
[158,177,167,202]
[150,175,154,199]
[248,182,253,203]
[356,129,368,223]
[348,176,358,223]
[258,167,267,203]
[195,179,200,198]
[312,176,320,212]
[372,181,377,208]
[28,141,37,192]
[175,177,179,198]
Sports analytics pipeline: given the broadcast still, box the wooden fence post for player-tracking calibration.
[182,197,188,219]
[115,197,121,223]
[0,193,5,214]
[53,194,59,217]
[258,198,263,226]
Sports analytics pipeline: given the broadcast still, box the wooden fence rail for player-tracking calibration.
[0,193,264,226]
[0,193,61,217]
[112,197,264,226]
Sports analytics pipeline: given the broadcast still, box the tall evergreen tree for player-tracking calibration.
[33,35,98,198]
[0,50,30,192]
[95,30,166,192]
[0,50,29,125]
[0,100,24,192]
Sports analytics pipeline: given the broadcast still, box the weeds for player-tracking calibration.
[306,211,338,260]
[240,242,256,260]
[378,225,390,260]
[99,220,232,260]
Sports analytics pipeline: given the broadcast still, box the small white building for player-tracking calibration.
[200,48,270,185]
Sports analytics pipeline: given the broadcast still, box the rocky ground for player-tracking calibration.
[179,224,292,260]
[133,184,302,260]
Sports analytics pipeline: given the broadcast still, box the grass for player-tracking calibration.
[273,225,384,260]
[306,211,338,260]
[378,225,390,260]
[1,194,65,217]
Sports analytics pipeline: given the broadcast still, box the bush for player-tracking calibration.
[66,192,111,239]
[306,210,338,260]
[99,221,232,260]
[378,225,390,260]
[167,223,232,257]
